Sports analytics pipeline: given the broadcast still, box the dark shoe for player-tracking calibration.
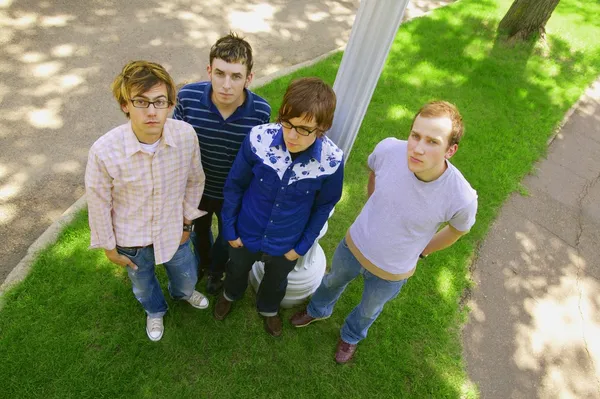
[213,293,232,321]
[335,339,357,364]
[290,309,330,327]
[263,314,283,337]
[206,273,224,296]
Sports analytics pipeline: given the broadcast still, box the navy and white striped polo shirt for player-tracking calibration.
[173,81,271,200]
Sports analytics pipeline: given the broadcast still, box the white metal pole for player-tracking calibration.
[329,0,410,159]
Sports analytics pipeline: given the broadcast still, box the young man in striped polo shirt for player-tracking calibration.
[173,33,271,295]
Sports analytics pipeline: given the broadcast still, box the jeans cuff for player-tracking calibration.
[307,303,329,319]
[259,310,278,317]
[147,311,166,318]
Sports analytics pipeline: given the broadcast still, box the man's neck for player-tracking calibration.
[212,89,246,120]
[415,160,448,182]
[133,129,162,145]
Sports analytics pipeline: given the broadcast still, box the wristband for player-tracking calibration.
[183,224,193,232]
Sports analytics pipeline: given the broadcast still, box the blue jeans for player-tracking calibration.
[116,239,198,318]
[307,237,407,344]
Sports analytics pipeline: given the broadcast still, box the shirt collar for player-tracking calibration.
[123,120,176,158]
[271,125,323,163]
[202,82,256,120]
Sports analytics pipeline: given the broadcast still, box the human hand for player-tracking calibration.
[105,248,138,270]
[180,231,190,245]
[228,238,244,248]
[284,249,300,261]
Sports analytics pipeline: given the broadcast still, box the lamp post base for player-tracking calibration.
[249,244,327,308]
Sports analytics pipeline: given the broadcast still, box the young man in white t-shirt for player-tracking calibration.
[291,101,478,363]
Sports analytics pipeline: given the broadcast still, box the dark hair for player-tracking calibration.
[278,77,337,136]
[209,32,253,75]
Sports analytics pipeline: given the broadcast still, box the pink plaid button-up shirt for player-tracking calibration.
[85,118,206,264]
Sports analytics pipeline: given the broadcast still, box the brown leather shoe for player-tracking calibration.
[264,314,283,337]
[213,293,232,321]
[335,339,357,364]
[290,309,330,327]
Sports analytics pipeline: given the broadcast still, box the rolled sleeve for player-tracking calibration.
[183,133,206,221]
[85,149,116,250]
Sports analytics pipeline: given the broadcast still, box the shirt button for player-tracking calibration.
[281,187,284,190]
[270,220,273,223]
[260,178,263,181]
[306,191,309,193]
[264,235,267,238]
[276,204,279,207]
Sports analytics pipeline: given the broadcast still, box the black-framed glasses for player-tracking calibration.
[130,98,171,109]
[279,119,320,136]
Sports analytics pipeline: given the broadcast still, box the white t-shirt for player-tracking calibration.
[348,138,478,275]
[140,140,160,154]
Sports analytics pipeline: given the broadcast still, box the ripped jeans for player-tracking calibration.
[117,239,198,318]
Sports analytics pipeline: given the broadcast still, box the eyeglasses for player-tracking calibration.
[279,120,320,136]
[130,98,171,109]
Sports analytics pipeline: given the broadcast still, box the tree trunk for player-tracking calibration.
[498,0,560,42]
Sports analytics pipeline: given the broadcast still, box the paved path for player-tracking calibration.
[463,79,600,398]
[0,0,451,282]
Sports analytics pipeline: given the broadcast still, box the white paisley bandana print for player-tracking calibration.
[250,123,343,184]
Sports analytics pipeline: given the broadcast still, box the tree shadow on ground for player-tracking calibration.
[0,0,361,281]
[2,0,600,397]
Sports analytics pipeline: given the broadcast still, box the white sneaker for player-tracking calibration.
[146,316,164,341]
[186,290,209,309]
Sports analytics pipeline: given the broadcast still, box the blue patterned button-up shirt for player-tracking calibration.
[222,123,344,256]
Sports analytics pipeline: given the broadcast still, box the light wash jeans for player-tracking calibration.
[307,237,407,344]
[116,239,198,318]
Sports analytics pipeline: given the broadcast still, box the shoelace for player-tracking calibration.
[189,291,206,305]
[148,318,162,332]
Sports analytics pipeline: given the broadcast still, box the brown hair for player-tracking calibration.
[209,32,253,75]
[412,101,464,147]
[111,60,176,118]
[278,77,337,137]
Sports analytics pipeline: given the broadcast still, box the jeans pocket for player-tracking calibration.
[116,246,140,258]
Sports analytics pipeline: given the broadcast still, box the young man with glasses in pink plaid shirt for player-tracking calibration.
[85,61,210,341]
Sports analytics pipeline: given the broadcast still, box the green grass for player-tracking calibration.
[2,0,599,397]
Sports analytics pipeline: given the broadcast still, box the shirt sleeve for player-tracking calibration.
[449,197,478,232]
[293,158,345,256]
[221,134,255,241]
[183,132,206,221]
[367,138,394,172]
[85,148,116,250]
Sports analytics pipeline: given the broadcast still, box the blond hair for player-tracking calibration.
[412,101,464,147]
[111,60,176,118]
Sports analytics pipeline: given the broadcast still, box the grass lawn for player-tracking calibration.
[2,0,599,398]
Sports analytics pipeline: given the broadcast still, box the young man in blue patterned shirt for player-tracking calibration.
[173,33,271,295]
[215,77,344,337]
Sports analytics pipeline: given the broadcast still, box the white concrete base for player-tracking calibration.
[249,244,327,308]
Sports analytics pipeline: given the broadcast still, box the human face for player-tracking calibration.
[407,114,458,182]
[207,58,253,108]
[121,82,173,144]
[282,114,318,153]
